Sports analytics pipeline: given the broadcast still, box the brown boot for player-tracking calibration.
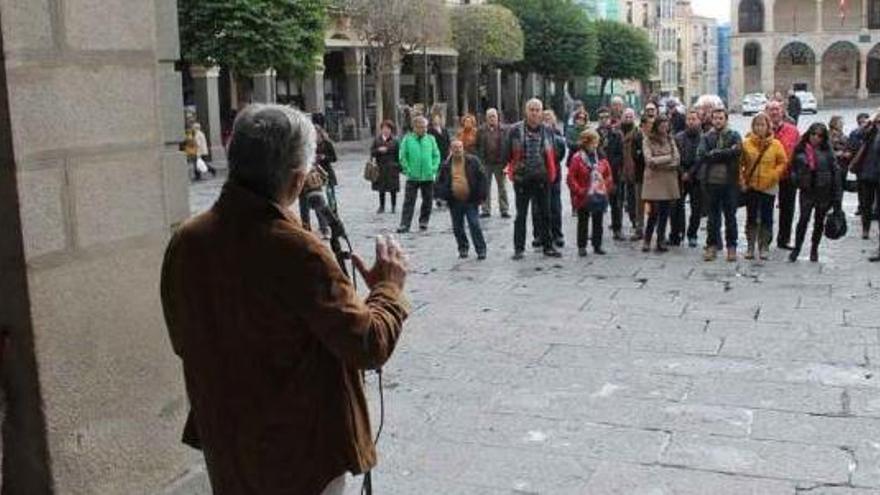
[726,247,737,262]
[703,246,717,262]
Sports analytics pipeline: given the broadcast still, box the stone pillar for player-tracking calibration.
[251,68,276,103]
[190,65,226,166]
[503,71,523,122]
[860,50,870,99]
[816,0,824,32]
[440,57,458,126]
[863,0,870,29]
[761,40,776,95]
[1,0,194,492]
[303,57,326,115]
[382,61,402,128]
[765,0,775,32]
[490,68,503,114]
[524,72,540,99]
[814,61,824,105]
[344,49,369,139]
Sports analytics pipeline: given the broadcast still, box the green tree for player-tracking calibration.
[492,0,597,81]
[451,4,524,113]
[593,20,656,99]
[179,0,327,79]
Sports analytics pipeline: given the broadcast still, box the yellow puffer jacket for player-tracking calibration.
[740,134,787,192]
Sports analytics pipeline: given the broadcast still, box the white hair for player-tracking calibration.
[525,98,543,110]
[695,94,724,110]
[486,108,498,118]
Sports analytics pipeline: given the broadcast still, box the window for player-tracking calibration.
[871,0,880,29]
[744,44,759,66]
[738,0,764,33]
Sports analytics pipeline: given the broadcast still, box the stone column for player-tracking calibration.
[761,40,775,95]
[190,65,226,166]
[344,49,369,139]
[440,57,458,126]
[765,0,775,32]
[382,60,402,128]
[814,61,824,105]
[863,0,870,29]
[503,71,523,122]
[491,68,503,114]
[524,72,540,99]
[816,0,823,32]
[860,50,870,99]
[303,57,326,115]
[251,68,276,103]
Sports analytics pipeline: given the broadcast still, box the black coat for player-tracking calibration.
[792,146,841,203]
[428,126,451,163]
[675,129,703,178]
[370,136,400,193]
[435,154,488,205]
[788,95,802,120]
[696,128,743,186]
[315,140,338,186]
[599,125,624,181]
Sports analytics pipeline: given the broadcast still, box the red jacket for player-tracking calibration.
[774,122,800,177]
[567,151,615,210]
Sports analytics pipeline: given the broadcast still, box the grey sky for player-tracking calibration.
[691,0,731,23]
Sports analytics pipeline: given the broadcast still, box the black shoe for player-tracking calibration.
[543,247,562,258]
[532,239,543,248]
[512,251,525,260]
[377,207,385,214]
[477,252,487,260]
[419,224,428,231]
[554,238,565,248]
[578,248,588,257]
[869,253,880,262]
[396,227,409,234]
[480,212,491,218]
[459,250,469,259]
[687,237,698,248]
[501,212,511,219]
[594,247,606,255]
[788,248,800,262]
[810,246,819,263]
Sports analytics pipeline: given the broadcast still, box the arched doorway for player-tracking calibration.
[868,44,880,95]
[774,0,807,32]
[822,41,860,99]
[775,42,816,94]
[738,0,765,33]
[744,42,762,93]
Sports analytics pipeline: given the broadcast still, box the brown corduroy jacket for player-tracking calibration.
[160,183,410,495]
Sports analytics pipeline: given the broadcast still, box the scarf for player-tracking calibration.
[805,143,817,171]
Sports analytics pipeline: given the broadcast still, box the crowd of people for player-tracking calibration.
[303,94,879,263]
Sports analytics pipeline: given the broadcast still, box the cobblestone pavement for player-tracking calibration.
[186,110,880,494]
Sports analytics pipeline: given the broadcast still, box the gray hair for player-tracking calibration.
[412,115,428,127]
[610,96,625,106]
[486,108,498,118]
[525,98,543,110]
[227,104,316,199]
[695,94,724,111]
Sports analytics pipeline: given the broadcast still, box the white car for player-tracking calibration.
[741,93,768,116]
[796,91,818,114]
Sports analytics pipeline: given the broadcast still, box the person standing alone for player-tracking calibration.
[478,108,510,218]
[397,116,441,233]
[435,139,488,259]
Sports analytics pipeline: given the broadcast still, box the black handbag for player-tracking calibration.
[824,207,848,240]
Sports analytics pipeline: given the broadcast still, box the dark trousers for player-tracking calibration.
[745,190,775,247]
[858,179,880,233]
[705,183,739,249]
[624,181,644,233]
[379,192,398,211]
[299,195,328,233]
[777,178,797,247]
[610,180,624,233]
[644,200,671,245]
[449,201,487,254]
[577,207,605,249]
[794,191,831,251]
[670,180,703,242]
[515,180,551,252]
[535,177,564,241]
[400,180,434,230]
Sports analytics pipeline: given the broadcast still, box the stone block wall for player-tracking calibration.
[1,0,196,492]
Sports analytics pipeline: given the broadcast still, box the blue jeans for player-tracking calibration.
[705,183,738,249]
[449,201,487,255]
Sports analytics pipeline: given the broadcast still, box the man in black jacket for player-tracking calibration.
[787,91,802,126]
[672,109,704,247]
[597,107,625,240]
[696,108,742,262]
[436,139,488,259]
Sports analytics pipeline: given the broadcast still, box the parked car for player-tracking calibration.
[796,91,818,114]
[741,93,768,116]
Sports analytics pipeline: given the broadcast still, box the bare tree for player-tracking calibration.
[342,0,449,131]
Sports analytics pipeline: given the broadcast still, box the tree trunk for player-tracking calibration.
[599,77,608,102]
[374,70,384,134]
[461,75,471,116]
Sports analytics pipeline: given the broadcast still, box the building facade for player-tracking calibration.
[731,0,880,110]
[679,13,720,104]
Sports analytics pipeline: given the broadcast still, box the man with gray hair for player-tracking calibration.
[161,104,410,495]
[397,115,441,233]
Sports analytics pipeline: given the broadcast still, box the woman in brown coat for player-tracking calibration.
[641,115,681,252]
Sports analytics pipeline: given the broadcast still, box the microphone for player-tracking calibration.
[305,189,347,239]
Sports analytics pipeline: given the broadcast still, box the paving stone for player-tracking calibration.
[751,410,880,447]
[662,433,852,484]
[583,461,797,494]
